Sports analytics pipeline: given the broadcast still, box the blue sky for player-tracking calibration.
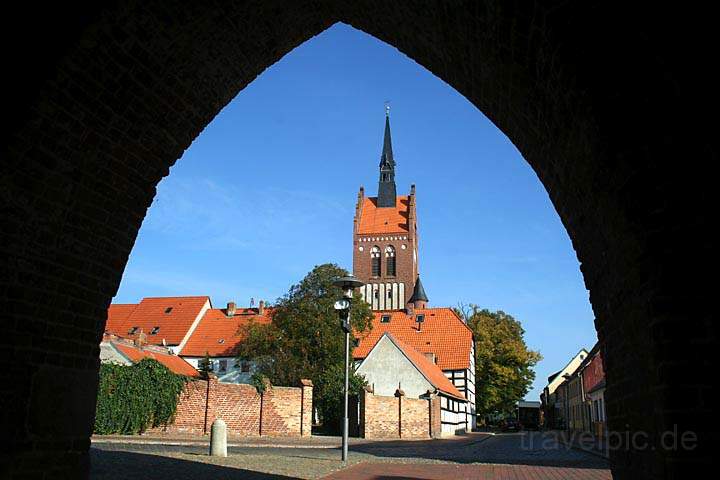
[115,23,597,400]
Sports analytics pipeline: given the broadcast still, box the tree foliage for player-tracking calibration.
[94,358,187,434]
[457,304,542,417]
[237,263,373,431]
[314,363,368,433]
[197,351,213,379]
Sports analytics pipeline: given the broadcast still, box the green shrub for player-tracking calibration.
[94,358,187,434]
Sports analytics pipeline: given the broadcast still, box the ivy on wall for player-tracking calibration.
[94,358,187,434]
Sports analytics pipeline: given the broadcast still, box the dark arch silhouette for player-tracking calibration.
[2,2,715,479]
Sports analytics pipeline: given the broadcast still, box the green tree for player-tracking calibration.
[198,351,213,379]
[314,363,368,433]
[457,304,542,419]
[237,263,373,432]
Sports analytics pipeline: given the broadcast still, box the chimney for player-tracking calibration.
[424,352,436,364]
[226,302,236,317]
[258,300,265,315]
[134,329,147,350]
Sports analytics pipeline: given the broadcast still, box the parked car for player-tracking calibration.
[500,417,521,432]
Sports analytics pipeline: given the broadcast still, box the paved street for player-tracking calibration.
[91,432,610,479]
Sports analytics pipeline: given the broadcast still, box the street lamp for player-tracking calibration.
[332,275,364,462]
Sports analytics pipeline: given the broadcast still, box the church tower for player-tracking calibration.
[353,109,427,310]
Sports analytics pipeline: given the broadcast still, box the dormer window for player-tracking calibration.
[381,315,391,323]
[165,307,173,314]
[128,326,139,335]
[416,314,425,323]
[150,326,160,335]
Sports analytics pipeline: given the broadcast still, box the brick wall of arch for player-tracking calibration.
[2,1,715,478]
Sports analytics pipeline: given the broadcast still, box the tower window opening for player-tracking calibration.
[371,246,381,276]
[385,245,396,276]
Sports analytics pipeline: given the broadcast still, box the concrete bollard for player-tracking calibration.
[209,418,228,457]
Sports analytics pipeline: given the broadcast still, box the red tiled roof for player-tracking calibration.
[380,333,465,400]
[180,307,273,357]
[114,342,200,377]
[357,196,409,234]
[107,303,137,326]
[105,296,210,346]
[354,308,473,371]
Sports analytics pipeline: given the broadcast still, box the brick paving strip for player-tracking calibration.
[321,463,612,480]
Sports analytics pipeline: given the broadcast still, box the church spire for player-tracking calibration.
[377,106,397,208]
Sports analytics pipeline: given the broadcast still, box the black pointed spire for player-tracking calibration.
[409,276,428,304]
[377,107,397,208]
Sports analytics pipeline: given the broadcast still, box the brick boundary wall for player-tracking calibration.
[359,387,440,439]
[149,378,312,437]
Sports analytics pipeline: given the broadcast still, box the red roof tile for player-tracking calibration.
[354,308,473,371]
[106,304,137,328]
[180,307,273,357]
[381,333,465,400]
[357,196,409,234]
[105,296,210,346]
[114,342,200,377]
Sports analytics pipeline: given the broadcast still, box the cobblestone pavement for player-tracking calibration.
[91,432,610,479]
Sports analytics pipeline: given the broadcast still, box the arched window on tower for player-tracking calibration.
[386,245,396,276]
[371,246,381,277]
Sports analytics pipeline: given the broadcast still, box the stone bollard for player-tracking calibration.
[210,418,228,457]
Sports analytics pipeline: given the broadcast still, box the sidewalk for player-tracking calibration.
[92,431,486,449]
[93,432,383,449]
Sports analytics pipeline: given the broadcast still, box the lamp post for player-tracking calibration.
[332,275,365,462]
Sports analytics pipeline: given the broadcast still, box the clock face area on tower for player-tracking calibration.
[352,112,421,311]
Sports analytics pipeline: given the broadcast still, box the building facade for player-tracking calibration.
[579,343,606,438]
[356,333,468,436]
[541,348,588,429]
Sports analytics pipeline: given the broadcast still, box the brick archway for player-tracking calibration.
[2,2,715,479]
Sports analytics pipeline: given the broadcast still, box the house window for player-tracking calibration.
[385,246,396,276]
[165,307,173,314]
[150,326,160,335]
[218,359,227,372]
[371,246,381,276]
[380,315,391,323]
[241,361,250,373]
[128,326,139,335]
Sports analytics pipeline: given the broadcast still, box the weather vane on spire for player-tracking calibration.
[384,100,391,116]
